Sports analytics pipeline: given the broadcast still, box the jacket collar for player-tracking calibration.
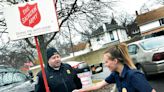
[46,63,64,72]
[120,64,130,78]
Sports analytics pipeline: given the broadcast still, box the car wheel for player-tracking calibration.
[139,66,145,74]
[136,64,150,79]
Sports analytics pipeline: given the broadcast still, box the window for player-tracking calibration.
[109,32,114,41]
[97,37,100,41]
[159,18,164,25]
[0,72,27,86]
[140,37,164,50]
[96,35,104,42]
[128,45,138,55]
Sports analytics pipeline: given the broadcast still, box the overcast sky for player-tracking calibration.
[114,0,162,15]
[117,0,148,14]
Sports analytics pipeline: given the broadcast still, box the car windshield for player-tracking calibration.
[140,37,164,50]
[0,71,27,87]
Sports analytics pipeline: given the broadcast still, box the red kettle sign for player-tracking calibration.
[4,0,59,40]
[18,3,41,28]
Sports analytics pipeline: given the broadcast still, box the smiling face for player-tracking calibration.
[103,53,118,72]
[48,54,61,68]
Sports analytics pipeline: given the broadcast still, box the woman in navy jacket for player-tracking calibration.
[73,43,156,92]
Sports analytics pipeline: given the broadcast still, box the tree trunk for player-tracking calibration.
[38,35,47,65]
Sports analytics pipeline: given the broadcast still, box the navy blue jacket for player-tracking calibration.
[35,63,82,92]
[105,65,153,92]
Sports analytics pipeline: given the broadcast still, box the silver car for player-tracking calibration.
[65,61,90,73]
[128,36,164,76]
[0,66,35,92]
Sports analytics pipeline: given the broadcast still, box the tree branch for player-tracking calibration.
[59,0,78,28]
[45,32,57,47]
[24,38,36,48]
[46,0,78,47]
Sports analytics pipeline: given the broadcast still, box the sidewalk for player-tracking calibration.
[92,66,117,92]
[92,84,117,92]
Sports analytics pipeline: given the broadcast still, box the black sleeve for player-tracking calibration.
[35,72,46,92]
[73,68,82,89]
[64,63,82,89]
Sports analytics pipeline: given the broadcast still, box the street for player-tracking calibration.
[149,73,164,92]
[92,66,164,92]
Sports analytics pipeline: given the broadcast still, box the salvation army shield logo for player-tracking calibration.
[18,3,41,28]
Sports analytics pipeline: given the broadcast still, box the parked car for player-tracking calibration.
[65,61,92,88]
[0,66,35,92]
[128,36,164,77]
[90,63,103,74]
[65,61,90,73]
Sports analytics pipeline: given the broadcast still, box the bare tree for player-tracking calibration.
[116,12,134,27]
[50,39,71,57]
[0,42,36,69]
[0,0,117,64]
[116,12,136,37]
[140,3,150,14]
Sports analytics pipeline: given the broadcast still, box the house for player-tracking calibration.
[136,6,164,37]
[127,22,140,37]
[67,42,91,56]
[90,19,129,51]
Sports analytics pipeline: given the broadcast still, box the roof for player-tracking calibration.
[91,23,125,37]
[127,22,140,35]
[136,6,164,26]
[105,23,125,31]
[91,26,104,36]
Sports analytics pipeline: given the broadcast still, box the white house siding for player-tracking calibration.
[90,24,129,50]
[104,31,118,44]
[118,29,128,42]
[103,33,110,44]
[103,24,107,32]
[122,29,128,41]
[117,29,128,42]
[104,32,111,43]
[91,30,129,50]
[90,34,106,50]
[139,21,160,33]
[113,30,119,41]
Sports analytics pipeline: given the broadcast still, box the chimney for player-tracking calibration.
[135,11,138,16]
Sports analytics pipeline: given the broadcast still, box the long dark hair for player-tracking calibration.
[104,43,136,69]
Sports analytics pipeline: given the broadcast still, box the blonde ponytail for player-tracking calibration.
[104,43,136,69]
[117,43,136,69]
